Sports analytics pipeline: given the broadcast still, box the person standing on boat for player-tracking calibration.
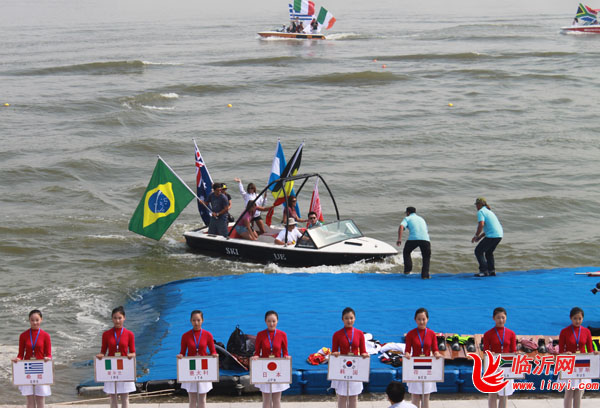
[251,310,290,408]
[200,183,229,237]
[472,198,503,277]
[12,309,52,408]
[397,207,431,279]
[234,177,270,235]
[310,18,318,33]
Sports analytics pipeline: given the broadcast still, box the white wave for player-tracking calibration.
[141,61,183,66]
[87,234,129,240]
[160,92,179,99]
[140,105,175,111]
[263,253,404,275]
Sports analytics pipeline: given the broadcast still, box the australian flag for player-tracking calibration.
[194,140,213,226]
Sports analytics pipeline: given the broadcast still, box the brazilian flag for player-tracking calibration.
[128,158,195,240]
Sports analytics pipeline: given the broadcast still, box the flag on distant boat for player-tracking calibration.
[129,157,196,240]
[293,0,315,15]
[317,6,336,30]
[193,140,213,226]
[576,3,599,24]
[308,177,324,225]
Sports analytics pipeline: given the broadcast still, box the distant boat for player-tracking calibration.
[258,1,335,40]
[561,3,600,33]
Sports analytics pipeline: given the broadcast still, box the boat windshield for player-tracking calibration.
[295,220,363,249]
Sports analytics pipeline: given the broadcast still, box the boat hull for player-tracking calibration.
[183,229,397,267]
[258,31,326,40]
[561,25,600,33]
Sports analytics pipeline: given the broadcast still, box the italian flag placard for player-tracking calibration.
[177,356,219,382]
[317,7,336,30]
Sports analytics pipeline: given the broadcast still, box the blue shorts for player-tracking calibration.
[235,225,248,234]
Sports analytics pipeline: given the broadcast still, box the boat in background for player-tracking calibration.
[561,3,600,33]
[258,1,335,40]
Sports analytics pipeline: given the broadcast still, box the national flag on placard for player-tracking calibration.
[500,356,514,368]
[317,7,336,30]
[24,362,44,374]
[267,361,278,371]
[104,359,124,370]
[413,358,432,370]
[293,0,315,15]
[193,140,213,226]
[189,359,196,370]
[128,157,196,240]
[575,359,591,368]
[308,178,324,225]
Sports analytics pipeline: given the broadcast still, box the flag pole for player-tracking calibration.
[157,155,212,213]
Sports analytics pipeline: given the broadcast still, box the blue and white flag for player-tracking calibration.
[24,362,44,374]
[194,140,213,226]
[288,3,315,22]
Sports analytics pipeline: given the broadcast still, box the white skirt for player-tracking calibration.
[103,381,136,394]
[19,385,51,396]
[256,383,290,393]
[331,380,363,396]
[181,381,213,394]
[497,379,514,396]
[407,381,437,395]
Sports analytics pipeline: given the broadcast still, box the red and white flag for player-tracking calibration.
[308,178,324,223]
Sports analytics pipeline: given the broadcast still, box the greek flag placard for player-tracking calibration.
[250,357,292,384]
[402,356,445,382]
[12,360,54,386]
[94,357,136,382]
[176,356,219,382]
[327,354,370,382]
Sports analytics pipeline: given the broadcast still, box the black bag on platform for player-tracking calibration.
[226,325,256,357]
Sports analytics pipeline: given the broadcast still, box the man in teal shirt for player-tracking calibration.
[472,197,503,277]
[397,207,431,279]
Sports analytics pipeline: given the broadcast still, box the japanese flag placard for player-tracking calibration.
[250,358,292,384]
[484,353,525,380]
[402,356,444,382]
[12,360,54,386]
[94,357,136,382]
[327,354,370,382]
[558,353,600,380]
[177,356,219,382]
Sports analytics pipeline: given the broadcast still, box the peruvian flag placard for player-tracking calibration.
[94,357,136,382]
[250,358,292,384]
[177,356,219,382]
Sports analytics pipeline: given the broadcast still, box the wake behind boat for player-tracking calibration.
[258,1,335,40]
[184,173,397,266]
[561,3,600,33]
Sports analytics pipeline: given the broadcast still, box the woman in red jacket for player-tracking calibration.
[95,306,136,408]
[558,307,598,408]
[176,310,218,408]
[482,307,517,408]
[331,307,368,408]
[251,310,290,408]
[11,309,52,408]
[404,308,441,408]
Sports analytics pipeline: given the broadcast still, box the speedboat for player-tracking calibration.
[183,173,397,266]
[561,3,600,33]
[258,31,326,40]
[561,24,600,33]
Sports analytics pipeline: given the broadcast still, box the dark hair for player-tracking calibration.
[247,183,256,191]
[112,306,126,317]
[414,307,429,319]
[570,307,584,318]
[212,182,222,189]
[265,310,278,320]
[190,310,204,319]
[493,307,507,317]
[342,307,355,318]
[308,211,317,217]
[406,206,416,215]
[29,309,43,319]
[287,195,297,204]
[386,381,406,403]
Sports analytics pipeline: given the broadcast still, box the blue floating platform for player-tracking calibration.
[81,267,600,394]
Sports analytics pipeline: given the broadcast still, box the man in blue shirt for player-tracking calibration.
[201,183,230,237]
[397,207,431,279]
[472,197,503,277]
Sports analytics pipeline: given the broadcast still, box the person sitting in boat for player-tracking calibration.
[282,196,307,224]
[234,177,271,235]
[573,17,579,26]
[274,218,303,246]
[307,211,323,229]
[235,202,259,241]
[310,18,318,32]
[297,22,305,33]
[288,21,297,33]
